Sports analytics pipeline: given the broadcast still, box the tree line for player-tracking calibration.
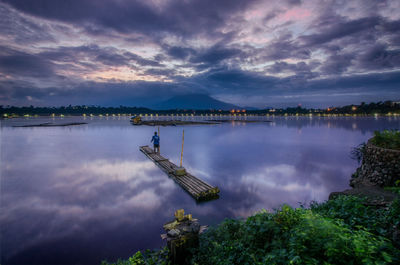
[1,101,399,116]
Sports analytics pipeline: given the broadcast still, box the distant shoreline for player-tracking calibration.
[1,113,399,120]
[1,100,399,118]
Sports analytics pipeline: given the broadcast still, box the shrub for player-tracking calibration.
[191,204,399,265]
[370,130,400,150]
[105,197,400,265]
[102,247,170,265]
[310,196,400,244]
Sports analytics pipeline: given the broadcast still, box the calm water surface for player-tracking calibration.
[1,116,399,264]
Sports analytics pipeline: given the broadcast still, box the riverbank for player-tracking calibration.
[103,195,400,265]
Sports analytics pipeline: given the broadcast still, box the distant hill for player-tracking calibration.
[153,94,239,110]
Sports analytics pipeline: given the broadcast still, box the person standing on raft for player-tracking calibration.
[151,132,160,154]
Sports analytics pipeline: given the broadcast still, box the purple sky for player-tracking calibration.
[0,0,399,108]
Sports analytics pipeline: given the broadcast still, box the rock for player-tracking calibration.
[190,222,200,233]
[329,186,400,207]
[167,229,181,237]
[350,141,400,188]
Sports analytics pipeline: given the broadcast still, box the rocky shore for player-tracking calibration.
[330,139,400,206]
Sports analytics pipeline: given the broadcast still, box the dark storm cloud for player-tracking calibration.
[39,45,161,68]
[164,45,196,60]
[0,79,197,106]
[0,48,55,78]
[144,68,176,77]
[301,16,382,46]
[382,18,400,34]
[267,61,319,74]
[190,67,400,104]
[1,0,400,107]
[2,0,259,38]
[308,71,400,93]
[1,67,400,107]
[356,43,400,70]
[319,53,354,75]
[162,42,246,70]
[191,46,243,64]
[261,33,311,61]
[186,45,245,71]
[205,68,278,88]
[0,2,55,44]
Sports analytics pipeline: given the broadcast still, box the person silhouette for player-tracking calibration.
[151,131,160,154]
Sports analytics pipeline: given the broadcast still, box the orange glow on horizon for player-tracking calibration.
[84,67,169,82]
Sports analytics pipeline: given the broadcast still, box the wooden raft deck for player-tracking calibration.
[139,145,219,201]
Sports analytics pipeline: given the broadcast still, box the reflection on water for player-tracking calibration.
[1,116,399,264]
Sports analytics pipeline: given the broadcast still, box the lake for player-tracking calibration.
[1,115,399,264]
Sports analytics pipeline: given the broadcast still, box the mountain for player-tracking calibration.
[153,94,240,110]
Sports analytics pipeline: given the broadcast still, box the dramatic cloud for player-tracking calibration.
[0,0,399,107]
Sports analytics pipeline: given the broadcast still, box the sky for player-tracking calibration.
[0,0,399,108]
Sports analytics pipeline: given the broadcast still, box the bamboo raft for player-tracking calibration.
[139,145,220,201]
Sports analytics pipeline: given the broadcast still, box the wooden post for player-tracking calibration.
[180,130,184,167]
[162,209,203,265]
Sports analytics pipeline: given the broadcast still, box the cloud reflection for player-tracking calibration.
[1,117,399,264]
[1,158,176,264]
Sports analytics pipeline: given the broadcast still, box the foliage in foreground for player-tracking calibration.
[371,129,400,150]
[103,196,400,265]
[101,247,169,265]
[385,186,400,195]
[310,196,400,244]
[192,198,400,265]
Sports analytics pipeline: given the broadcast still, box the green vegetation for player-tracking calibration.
[385,180,400,195]
[310,196,400,243]
[193,198,400,265]
[370,130,400,150]
[101,247,169,265]
[385,187,400,195]
[104,196,400,265]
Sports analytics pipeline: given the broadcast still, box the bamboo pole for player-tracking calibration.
[180,129,184,167]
